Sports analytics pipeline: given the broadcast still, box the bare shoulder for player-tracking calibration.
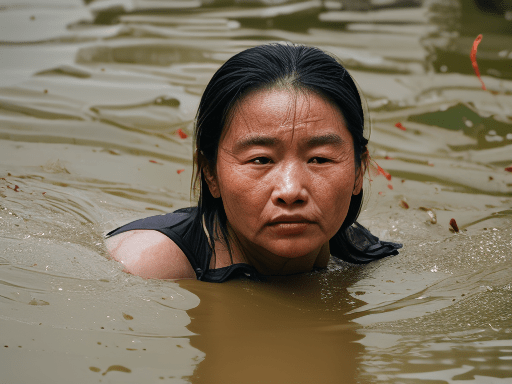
[105,230,196,279]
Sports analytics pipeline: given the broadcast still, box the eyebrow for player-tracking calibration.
[233,133,344,152]
[304,133,344,148]
[233,136,278,152]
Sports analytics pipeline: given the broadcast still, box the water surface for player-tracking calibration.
[1,0,511,382]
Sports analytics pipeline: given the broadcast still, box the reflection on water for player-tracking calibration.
[181,271,367,384]
[1,0,511,382]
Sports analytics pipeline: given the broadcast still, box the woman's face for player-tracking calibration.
[206,88,362,261]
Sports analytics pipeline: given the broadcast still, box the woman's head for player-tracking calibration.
[194,43,368,262]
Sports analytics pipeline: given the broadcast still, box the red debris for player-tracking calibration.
[449,218,459,233]
[395,122,406,131]
[177,129,188,139]
[470,34,487,91]
[505,166,512,172]
[385,155,394,160]
[177,169,185,174]
[377,164,392,181]
[149,160,162,165]
[399,200,409,209]
[387,184,393,190]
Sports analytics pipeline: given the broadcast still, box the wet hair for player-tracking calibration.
[193,43,368,264]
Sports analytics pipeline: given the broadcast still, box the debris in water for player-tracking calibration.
[376,163,391,180]
[149,160,162,165]
[177,129,188,139]
[505,166,512,172]
[28,299,49,306]
[102,365,131,376]
[399,200,409,209]
[89,367,101,373]
[470,34,487,91]
[419,207,437,224]
[122,313,133,320]
[395,122,406,131]
[387,184,393,190]
[449,218,459,233]
[177,169,185,174]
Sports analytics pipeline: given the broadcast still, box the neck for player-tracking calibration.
[243,242,330,276]
[213,225,330,275]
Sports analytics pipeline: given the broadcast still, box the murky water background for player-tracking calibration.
[1,0,511,382]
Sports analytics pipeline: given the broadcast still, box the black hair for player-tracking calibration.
[193,43,369,267]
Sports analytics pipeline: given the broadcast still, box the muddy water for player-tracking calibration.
[1,0,511,383]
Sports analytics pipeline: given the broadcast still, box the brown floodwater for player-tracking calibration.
[1,0,511,383]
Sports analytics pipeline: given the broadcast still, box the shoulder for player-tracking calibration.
[105,229,196,279]
[106,207,197,237]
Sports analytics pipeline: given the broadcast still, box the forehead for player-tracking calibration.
[222,88,348,141]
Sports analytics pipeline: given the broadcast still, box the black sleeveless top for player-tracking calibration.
[106,207,402,283]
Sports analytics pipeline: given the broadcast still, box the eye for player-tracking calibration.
[251,157,272,165]
[309,157,330,164]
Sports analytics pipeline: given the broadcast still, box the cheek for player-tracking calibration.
[216,164,269,220]
[317,165,356,224]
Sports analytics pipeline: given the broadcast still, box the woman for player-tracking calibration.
[106,43,401,282]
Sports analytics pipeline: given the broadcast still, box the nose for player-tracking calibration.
[271,161,308,207]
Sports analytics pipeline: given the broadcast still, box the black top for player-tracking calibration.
[106,207,402,283]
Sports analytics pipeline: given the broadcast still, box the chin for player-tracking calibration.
[264,237,323,259]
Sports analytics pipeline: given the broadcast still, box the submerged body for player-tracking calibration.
[106,206,400,282]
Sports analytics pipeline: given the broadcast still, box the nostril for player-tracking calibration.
[277,197,305,206]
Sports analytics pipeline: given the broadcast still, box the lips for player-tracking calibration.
[266,214,314,235]
[268,214,314,225]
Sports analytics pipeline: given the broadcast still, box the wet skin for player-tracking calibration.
[204,88,363,275]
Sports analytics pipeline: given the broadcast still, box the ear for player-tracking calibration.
[353,150,368,195]
[203,165,221,198]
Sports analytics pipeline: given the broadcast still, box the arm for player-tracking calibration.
[105,230,196,279]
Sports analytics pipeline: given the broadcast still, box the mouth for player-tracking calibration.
[268,214,313,224]
[267,215,314,235]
